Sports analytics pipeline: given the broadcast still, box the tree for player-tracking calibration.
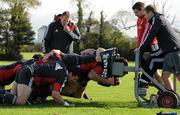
[84,11,98,33]
[152,0,176,25]
[98,11,106,47]
[110,10,136,31]
[0,0,40,60]
[0,8,11,54]
[76,0,83,34]
[72,0,86,53]
[9,3,35,57]
[1,0,40,8]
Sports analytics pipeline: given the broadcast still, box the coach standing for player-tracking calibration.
[43,11,81,54]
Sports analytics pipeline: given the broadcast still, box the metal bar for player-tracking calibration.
[134,48,140,72]
[124,66,135,72]
[141,69,167,92]
[173,74,176,92]
[134,74,144,104]
[133,48,145,105]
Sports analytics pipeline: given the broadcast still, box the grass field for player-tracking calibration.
[0,53,179,115]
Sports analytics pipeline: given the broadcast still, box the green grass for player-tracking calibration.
[21,52,42,60]
[0,53,179,115]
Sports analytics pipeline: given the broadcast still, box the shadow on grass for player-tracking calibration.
[75,101,138,108]
[0,100,139,109]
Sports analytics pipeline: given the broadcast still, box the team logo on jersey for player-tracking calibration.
[55,63,63,70]
[55,29,58,32]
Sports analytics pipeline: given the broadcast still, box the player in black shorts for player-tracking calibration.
[162,50,180,90]
[27,48,127,103]
[0,60,74,107]
[0,54,43,88]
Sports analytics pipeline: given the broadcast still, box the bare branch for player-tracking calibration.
[123,24,136,30]
[171,15,176,25]
[131,0,135,7]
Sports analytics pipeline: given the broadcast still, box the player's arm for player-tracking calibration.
[88,69,115,85]
[140,17,162,52]
[51,84,74,107]
[42,49,62,62]
[51,90,64,104]
[66,24,81,42]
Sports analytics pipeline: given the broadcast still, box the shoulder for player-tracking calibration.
[49,21,59,27]
[154,14,163,22]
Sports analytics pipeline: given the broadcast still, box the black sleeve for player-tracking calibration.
[53,69,67,91]
[55,75,66,86]
[67,25,81,42]
[44,23,54,53]
[77,55,96,64]
[140,17,162,52]
[62,54,96,66]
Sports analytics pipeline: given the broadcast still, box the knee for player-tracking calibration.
[16,97,27,105]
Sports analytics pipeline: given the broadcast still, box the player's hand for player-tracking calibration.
[105,77,115,85]
[42,54,49,62]
[64,25,71,33]
[63,101,75,107]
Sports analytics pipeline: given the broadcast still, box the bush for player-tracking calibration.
[21,43,42,52]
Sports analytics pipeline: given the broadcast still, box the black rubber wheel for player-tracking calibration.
[157,91,178,108]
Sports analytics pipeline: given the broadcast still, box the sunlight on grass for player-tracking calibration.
[21,52,42,60]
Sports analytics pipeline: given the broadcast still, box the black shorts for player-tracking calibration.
[163,51,180,76]
[15,65,34,87]
[0,75,16,87]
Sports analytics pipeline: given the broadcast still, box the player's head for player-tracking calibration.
[132,2,145,17]
[67,72,79,82]
[144,5,157,20]
[61,11,71,26]
[96,48,106,62]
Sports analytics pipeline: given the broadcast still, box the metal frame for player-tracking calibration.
[112,48,180,107]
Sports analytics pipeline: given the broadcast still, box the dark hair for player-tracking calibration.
[132,2,145,11]
[32,54,43,60]
[144,5,157,14]
[62,11,70,17]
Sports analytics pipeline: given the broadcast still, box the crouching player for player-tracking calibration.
[0,61,23,88]
[28,72,90,104]
[0,60,74,107]
[0,54,43,88]
[28,48,124,103]
[45,48,122,86]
